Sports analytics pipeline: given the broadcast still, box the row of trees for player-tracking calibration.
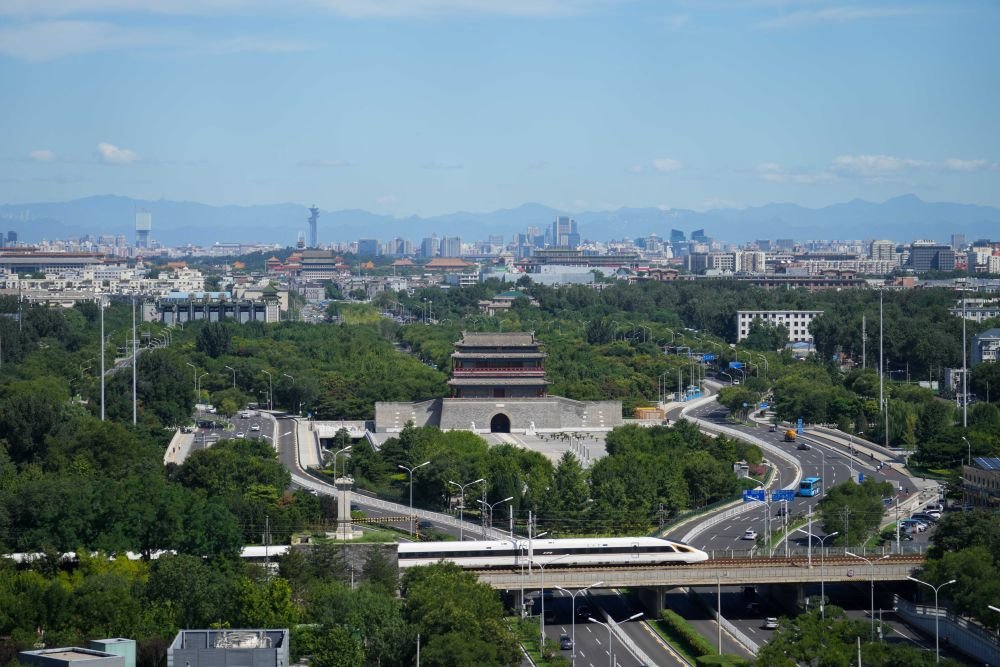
[347,422,761,535]
[0,550,520,667]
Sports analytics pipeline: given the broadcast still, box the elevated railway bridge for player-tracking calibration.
[473,552,925,614]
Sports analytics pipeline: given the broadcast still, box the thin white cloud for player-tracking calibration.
[629,157,684,174]
[97,142,139,164]
[0,20,171,61]
[0,19,312,61]
[662,13,690,30]
[0,0,613,18]
[753,5,923,30]
[755,162,836,184]
[652,157,684,172]
[28,149,55,162]
[298,158,351,168]
[942,158,990,172]
[832,153,926,175]
[421,161,463,170]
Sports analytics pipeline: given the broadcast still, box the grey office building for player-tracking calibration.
[908,244,956,272]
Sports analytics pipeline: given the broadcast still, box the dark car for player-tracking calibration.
[576,605,591,619]
[797,442,811,450]
[559,634,573,650]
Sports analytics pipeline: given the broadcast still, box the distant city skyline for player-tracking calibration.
[1,0,998,214]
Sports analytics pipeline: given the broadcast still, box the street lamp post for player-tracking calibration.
[847,551,891,640]
[587,612,643,667]
[448,478,484,541]
[908,576,957,663]
[962,436,971,466]
[554,583,603,667]
[334,445,352,478]
[261,370,273,411]
[532,555,570,651]
[398,461,431,535]
[186,362,198,398]
[225,365,236,389]
[477,496,513,533]
[816,531,839,618]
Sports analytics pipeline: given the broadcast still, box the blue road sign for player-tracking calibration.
[759,402,769,409]
[772,490,794,502]
[796,417,803,434]
[702,353,716,362]
[858,473,865,483]
[743,489,766,502]
[729,361,743,369]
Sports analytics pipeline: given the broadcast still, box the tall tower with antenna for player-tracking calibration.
[307,205,320,248]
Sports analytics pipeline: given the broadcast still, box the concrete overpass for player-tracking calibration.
[475,555,924,613]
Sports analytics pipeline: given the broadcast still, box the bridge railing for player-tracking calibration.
[292,468,511,541]
[702,545,928,560]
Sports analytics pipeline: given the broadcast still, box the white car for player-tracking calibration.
[762,617,779,630]
[250,424,261,431]
[742,528,757,540]
[235,432,246,438]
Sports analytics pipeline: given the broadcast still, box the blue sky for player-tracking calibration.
[1,0,998,215]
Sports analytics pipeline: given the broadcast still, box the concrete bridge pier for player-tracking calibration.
[768,583,807,611]
[635,586,670,616]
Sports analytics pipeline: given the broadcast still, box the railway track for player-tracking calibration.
[467,554,924,575]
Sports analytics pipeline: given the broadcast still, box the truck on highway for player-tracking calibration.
[783,429,797,442]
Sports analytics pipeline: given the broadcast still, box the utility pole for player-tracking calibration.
[880,291,888,448]
[841,507,850,549]
[100,297,105,421]
[861,313,866,369]
[962,294,968,428]
[131,297,137,425]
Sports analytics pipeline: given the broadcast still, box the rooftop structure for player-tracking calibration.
[167,630,288,667]
[448,332,548,400]
[19,648,124,667]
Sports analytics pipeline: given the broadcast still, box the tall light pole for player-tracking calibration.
[225,364,236,389]
[261,370,273,411]
[398,461,431,535]
[816,531,839,618]
[588,612,643,667]
[962,436,971,466]
[962,292,968,427]
[197,372,208,400]
[334,445,352,478]
[532,554,570,650]
[555,582,603,667]
[186,362,198,398]
[448,478,484,541]
[477,495,513,533]
[908,576,957,663]
[131,297,137,425]
[847,551,890,640]
[99,297,106,421]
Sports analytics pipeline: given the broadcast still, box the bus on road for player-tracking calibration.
[798,476,822,497]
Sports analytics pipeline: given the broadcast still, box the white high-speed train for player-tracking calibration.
[397,536,708,569]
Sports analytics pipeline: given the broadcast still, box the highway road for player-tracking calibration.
[664,387,940,657]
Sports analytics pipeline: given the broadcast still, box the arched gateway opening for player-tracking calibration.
[490,413,511,433]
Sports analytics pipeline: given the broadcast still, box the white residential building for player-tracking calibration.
[736,310,823,345]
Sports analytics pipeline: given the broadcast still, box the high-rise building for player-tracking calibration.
[951,233,966,251]
[421,234,440,258]
[869,240,895,261]
[135,211,152,249]
[669,229,686,244]
[440,236,462,258]
[908,243,955,272]
[357,238,379,257]
[552,216,578,248]
[691,229,709,243]
[6,230,17,246]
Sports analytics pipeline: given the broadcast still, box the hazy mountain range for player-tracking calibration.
[0,194,997,248]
